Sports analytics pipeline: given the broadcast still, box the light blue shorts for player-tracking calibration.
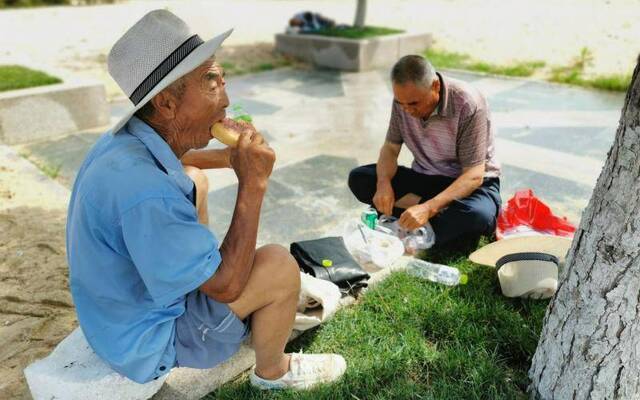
[174,289,250,369]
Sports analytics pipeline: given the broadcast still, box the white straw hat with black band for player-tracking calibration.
[107,9,233,133]
[495,252,559,299]
[468,235,572,268]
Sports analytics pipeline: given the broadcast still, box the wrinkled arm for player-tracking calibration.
[376,141,401,187]
[199,129,275,303]
[199,183,264,303]
[181,148,231,169]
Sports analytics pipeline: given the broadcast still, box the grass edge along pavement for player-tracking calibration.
[425,48,546,78]
[0,65,62,92]
[18,150,62,179]
[218,44,300,77]
[548,47,632,92]
[207,247,548,400]
[220,59,294,77]
[425,47,632,92]
[0,0,117,8]
[315,26,404,40]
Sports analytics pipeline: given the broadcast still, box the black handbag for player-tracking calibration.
[290,236,370,295]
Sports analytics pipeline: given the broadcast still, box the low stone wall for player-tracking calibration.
[0,79,109,145]
[275,32,433,71]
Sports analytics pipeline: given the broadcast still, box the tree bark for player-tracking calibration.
[354,0,367,28]
[529,56,640,399]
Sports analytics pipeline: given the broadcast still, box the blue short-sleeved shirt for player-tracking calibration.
[66,117,221,383]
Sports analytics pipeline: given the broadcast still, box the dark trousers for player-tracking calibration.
[348,164,502,248]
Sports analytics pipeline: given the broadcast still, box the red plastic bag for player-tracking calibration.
[496,189,576,240]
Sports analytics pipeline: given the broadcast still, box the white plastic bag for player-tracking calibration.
[295,273,341,331]
[342,219,405,268]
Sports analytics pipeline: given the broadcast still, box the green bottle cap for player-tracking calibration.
[322,259,333,267]
[459,274,468,285]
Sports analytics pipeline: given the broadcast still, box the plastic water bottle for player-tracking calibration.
[407,259,468,286]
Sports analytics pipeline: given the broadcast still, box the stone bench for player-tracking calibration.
[24,326,259,400]
[25,258,412,399]
[24,328,167,400]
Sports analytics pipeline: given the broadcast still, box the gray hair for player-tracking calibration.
[391,55,437,87]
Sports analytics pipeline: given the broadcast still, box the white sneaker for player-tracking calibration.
[250,352,347,390]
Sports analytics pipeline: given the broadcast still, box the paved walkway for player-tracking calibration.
[18,68,624,246]
[1,0,637,87]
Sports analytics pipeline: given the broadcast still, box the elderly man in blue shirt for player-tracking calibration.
[66,10,345,390]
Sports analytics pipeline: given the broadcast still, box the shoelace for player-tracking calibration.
[290,350,330,377]
[290,350,305,376]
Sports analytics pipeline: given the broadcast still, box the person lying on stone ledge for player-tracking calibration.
[348,55,502,251]
[66,10,345,390]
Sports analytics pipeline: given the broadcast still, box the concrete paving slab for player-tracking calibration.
[17,67,625,239]
[498,126,616,160]
[496,138,604,187]
[490,81,623,112]
[207,155,362,246]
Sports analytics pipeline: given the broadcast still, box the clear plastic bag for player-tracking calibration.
[377,216,436,255]
[342,219,405,268]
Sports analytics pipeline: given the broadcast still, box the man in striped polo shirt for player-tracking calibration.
[348,54,502,250]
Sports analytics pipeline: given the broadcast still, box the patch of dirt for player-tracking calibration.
[0,161,76,399]
[216,42,306,75]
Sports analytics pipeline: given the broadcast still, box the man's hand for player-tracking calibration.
[229,123,275,190]
[399,201,438,231]
[373,181,395,216]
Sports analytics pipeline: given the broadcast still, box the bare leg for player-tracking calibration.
[228,244,300,380]
[183,165,210,225]
[395,192,421,210]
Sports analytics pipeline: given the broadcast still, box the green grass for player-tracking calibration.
[550,71,632,92]
[549,49,632,91]
[315,26,404,39]
[424,47,631,92]
[0,65,62,92]
[0,0,117,7]
[0,0,68,8]
[207,248,548,399]
[18,152,62,179]
[587,74,632,92]
[424,48,546,78]
[39,162,62,179]
[220,59,292,77]
[467,61,547,78]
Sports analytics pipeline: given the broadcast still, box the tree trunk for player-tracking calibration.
[354,0,367,28]
[529,56,640,399]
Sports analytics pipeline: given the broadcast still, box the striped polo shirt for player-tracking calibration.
[386,73,501,179]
